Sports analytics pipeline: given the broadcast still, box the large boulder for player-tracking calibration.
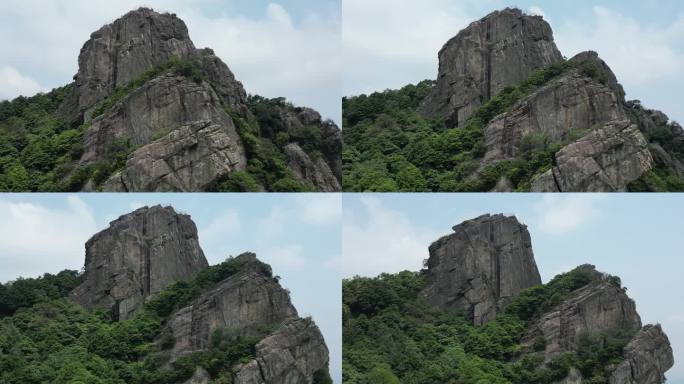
[483,68,627,164]
[420,8,562,127]
[284,143,341,192]
[71,205,208,320]
[232,317,329,384]
[530,120,653,191]
[608,324,674,384]
[422,214,541,325]
[58,8,197,123]
[524,275,642,361]
[101,120,246,192]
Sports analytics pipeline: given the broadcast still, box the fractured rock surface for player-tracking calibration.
[530,120,653,192]
[422,214,541,325]
[420,7,562,127]
[71,205,208,320]
[609,325,674,384]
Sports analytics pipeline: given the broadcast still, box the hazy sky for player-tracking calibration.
[0,193,342,383]
[343,193,684,382]
[343,0,684,124]
[0,0,341,124]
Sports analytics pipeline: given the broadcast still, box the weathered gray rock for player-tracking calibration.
[101,120,246,192]
[483,70,627,164]
[58,8,197,123]
[71,205,208,320]
[79,74,245,167]
[530,120,653,192]
[422,214,541,325]
[420,8,562,127]
[609,325,674,384]
[166,260,298,360]
[195,48,249,115]
[524,274,642,360]
[284,143,341,192]
[232,317,329,384]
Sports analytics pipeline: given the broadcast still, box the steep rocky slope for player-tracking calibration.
[343,214,673,384]
[422,214,541,325]
[342,7,684,192]
[71,205,208,320]
[66,206,330,383]
[0,7,340,192]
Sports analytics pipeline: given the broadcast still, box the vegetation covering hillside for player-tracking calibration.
[0,256,332,384]
[0,58,330,192]
[342,60,684,192]
[343,267,633,384]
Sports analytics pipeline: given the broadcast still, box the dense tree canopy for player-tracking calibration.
[0,256,325,384]
[343,267,634,384]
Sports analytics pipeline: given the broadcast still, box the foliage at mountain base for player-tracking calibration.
[342,267,634,384]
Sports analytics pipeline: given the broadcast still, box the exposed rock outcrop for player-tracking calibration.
[483,62,627,164]
[609,325,674,384]
[101,120,246,192]
[166,256,298,359]
[58,8,197,123]
[530,120,653,192]
[420,7,563,127]
[55,7,340,192]
[524,276,642,360]
[284,143,341,192]
[71,205,208,320]
[232,318,329,384]
[422,214,541,325]
[554,368,583,384]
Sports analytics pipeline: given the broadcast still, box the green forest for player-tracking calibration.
[342,60,684,192]
[0,58,328,192]
[0,256,332,384]
[343,267,634,384]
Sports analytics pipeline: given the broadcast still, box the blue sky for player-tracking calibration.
[0,0,341,124]
[343,193,684,382]
[344,0,684,124]
[0,193,342,383]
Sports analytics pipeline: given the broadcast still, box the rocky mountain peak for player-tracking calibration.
[71,205,208,320]
[420,7,563,127]
[422,214,542,325]
[58,8,198,122]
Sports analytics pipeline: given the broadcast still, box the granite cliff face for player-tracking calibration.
[422,214,541,325]
[56,7,340,192]
[423,215,673,383]
[70,207,330,383]
[420,8,563,127]
[71,205,208,320]
[417,8,684,191]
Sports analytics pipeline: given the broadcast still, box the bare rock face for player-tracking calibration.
[71,205,208,320]
[553,368,583,384]
[524,277,642,360]
[483,70,627,164]
[101,120,246,192]
[58,8,197,122]
[530,120,653,192]
[195,48,248,115]
[166,254,298,360]
[422,214,541,325]
[609,325,674,384]
[284,143,341,192]
[233,318,329,384]
[420,8,562,127]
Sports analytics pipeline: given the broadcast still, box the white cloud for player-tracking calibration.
[0,66,44,100]
[200,209,241,245]
[342,196,440,277]
[259,244,306,271]
[258,206,287,239]
[295,194,341,226]
[527,6,550,23]
[0,196,97,282]
[0,0,340,123]
[533,194,603,235]
[555,6,683,84]
[343,0,477,95]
